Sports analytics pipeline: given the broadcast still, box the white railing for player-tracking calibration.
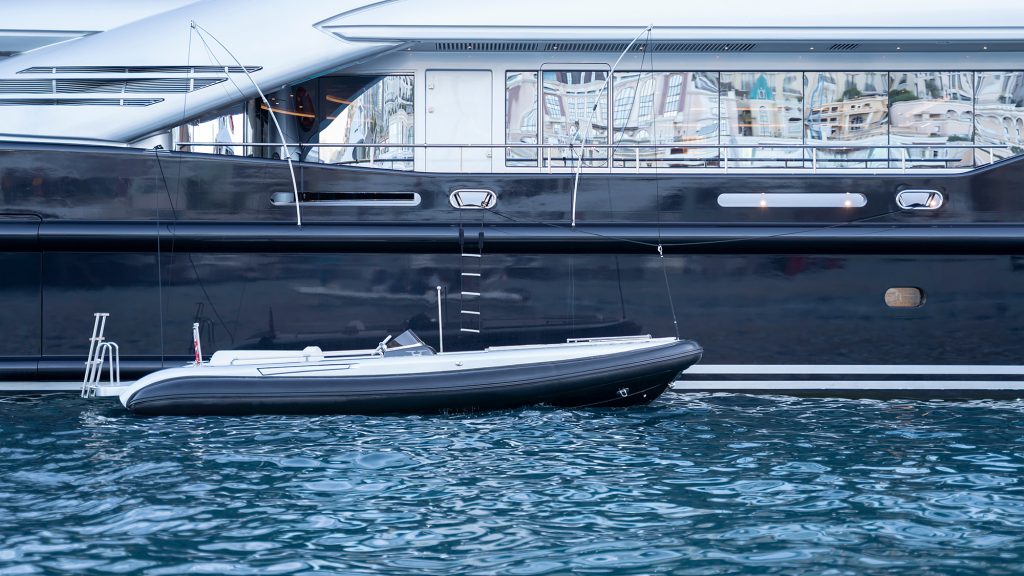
[173,142,1016,174]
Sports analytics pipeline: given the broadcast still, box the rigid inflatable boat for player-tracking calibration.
[113,331,702,415]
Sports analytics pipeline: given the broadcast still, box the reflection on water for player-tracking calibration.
[1,393,1022,574]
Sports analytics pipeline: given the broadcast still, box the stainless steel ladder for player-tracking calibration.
[81,312,120,398]
[458,218,484,335]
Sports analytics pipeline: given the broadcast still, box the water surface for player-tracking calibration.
[1,393,1023,574]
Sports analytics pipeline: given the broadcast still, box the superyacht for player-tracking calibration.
[1,0,1023,395]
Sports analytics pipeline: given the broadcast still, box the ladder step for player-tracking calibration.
[460,310,480,315]
[460,328,481,333]
[461,272,481,277]
[461,291,480,297]
[461,253,482,258]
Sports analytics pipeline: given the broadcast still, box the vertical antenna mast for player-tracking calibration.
[190,21,302,226]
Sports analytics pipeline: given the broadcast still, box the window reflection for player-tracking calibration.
[805,72,888,167]
[720,72,803,167]
[889,72,973,167]
[975,72,1024,163]
[317,75,414,169]
[505,71,538,166]
[256,80,318,161]
[611,71,719,167]
[176,102,249,156]
[542,70,608,167]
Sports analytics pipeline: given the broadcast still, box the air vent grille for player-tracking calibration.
[544,42,635,52]
[435,42,538,52]
[0,78,225,94]
[0,98,164,107]
[0,80,52,94]
[829,43,861,51]
[18,66,261,74]
[655,42,757,52]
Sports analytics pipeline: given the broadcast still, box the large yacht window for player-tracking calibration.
[317,75,414,169]
[173,75,414,170]
[255,79,319,162]
[805,72,889,167]
[889,72,974,167]
[975,72,1024,163]
[505,71,538,166]
[720,72,803,167]
[541,70,608,167]
[611,71,719,167]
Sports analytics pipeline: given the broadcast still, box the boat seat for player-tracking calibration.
[208,346,325,366]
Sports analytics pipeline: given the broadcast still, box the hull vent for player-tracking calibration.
[0,98,163,106]
[829,43,861,51]
[18,66,261,74]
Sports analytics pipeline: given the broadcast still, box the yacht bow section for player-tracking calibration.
[0,0,400,144]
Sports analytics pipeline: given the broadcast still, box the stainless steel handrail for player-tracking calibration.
[174,142,1014,172]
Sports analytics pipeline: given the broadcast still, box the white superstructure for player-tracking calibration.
[1,0,1023,169]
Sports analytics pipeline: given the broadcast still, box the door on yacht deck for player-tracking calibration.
[425,70,493,172]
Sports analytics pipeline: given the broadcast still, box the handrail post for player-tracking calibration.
[635,147,640,173]
[546,148,551,174]
[369,146,375,168]
[436,285,444,353]
[812,148,817,173]
[723,147,729,173]
[901,147,907,173]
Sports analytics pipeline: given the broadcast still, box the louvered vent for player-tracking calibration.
[544,42,635,52]
[434,42,538,52]
[0,80,52,94]
[828,43,861,51]
[0,98,163,106]
[0,78,224,95]
[18,66,261,74]
[655,42,757,53]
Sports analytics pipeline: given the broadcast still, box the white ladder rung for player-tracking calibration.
[460,328,481,333]
[461,253,482,258]
[460,310,480,315]
[461,291,480,297]
[461,272,481,277]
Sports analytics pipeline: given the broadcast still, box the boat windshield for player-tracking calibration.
[378,330,436,356]
[386,330,427,349]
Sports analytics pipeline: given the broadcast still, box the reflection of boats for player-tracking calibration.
[109,331,702,415]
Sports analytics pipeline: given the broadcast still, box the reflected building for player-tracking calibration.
[610,71,719,167]
[805,72,888,167]
[975,72,1024,163]
[720,72,803,167]
[889,72,973,167]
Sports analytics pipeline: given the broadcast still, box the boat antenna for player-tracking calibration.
[570,24,653,227]
[190,21,302,226]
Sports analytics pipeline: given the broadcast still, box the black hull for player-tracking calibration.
[125,340,703,415]
[2,142,1024,394]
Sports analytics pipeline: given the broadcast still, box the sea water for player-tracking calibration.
[1,393,1022,575]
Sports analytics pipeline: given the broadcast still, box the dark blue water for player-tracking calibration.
[1,393,1023,575]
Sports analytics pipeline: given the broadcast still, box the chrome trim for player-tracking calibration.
[897,189,944,210]
[450,188,497,209]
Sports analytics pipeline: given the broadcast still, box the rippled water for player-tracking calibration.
[1,393,1023,574]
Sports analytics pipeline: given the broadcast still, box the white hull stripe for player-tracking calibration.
[688,364,1024,375]
[674,380,1024,391]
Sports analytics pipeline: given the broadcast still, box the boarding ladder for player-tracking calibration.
[81,313,120,398]
[458,217,485,335]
